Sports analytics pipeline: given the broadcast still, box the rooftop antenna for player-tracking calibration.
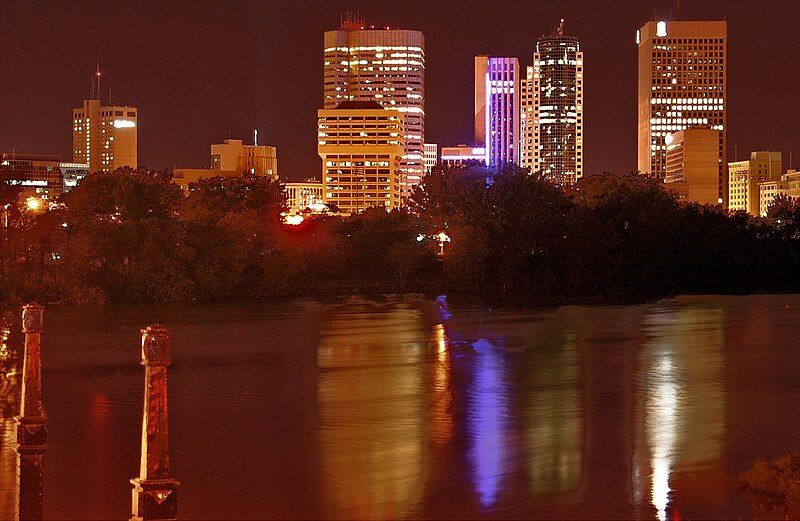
[254,128,258,146]
[734,142,738,161]
[95,62,101,101]
[556,18,565,37]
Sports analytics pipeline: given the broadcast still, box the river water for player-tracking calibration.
[0,294,798,519]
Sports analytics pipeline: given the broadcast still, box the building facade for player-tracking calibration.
[73,98,137,174]
[318,101,404,213]
[475,56,520,167]
[324,17,424,195]
[728,151,782,215]
[664,128,719,205]
[637,20,727,204]
[522,20,584,184]
[284,181,325,212]
[424,143,438,173]
[211,139,278,177]
[1,153,90,202]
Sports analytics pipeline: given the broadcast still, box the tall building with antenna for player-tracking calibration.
[72,66,138,174]
[323,13,425,197]
[521,19,584,185]
[637,20,727,204]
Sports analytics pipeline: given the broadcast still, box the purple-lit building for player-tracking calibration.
[474,56,520,167]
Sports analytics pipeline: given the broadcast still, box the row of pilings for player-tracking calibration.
[10,303,179,520]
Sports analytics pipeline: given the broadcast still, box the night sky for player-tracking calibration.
[1,0,798,181]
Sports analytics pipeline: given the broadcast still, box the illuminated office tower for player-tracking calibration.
[521,20,584,184]
[318,101,404,213]
[475,56,520,167]
[72,73,137,174]
[323,15,425,195]
[637,20,727,203]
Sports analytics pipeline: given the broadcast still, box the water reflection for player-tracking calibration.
[524,330,583,497]
[467,338,509,508]
[637,304,726,520]
[0,313,19,518]
[428,324,452,444]
[316,304,428,519]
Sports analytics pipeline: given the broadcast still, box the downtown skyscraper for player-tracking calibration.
[521,20,584,185]
[323,14,425,195]
[475,56,520,167]
[637,20,727,204]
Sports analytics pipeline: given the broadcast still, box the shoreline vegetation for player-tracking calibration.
[2,164,799,305]
[736,452,800,519]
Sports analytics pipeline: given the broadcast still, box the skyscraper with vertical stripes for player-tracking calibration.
[475,55,520,167]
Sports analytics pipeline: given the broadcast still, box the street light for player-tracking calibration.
[436,231,451,256]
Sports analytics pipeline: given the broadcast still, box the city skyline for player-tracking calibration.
[1,0,798,182]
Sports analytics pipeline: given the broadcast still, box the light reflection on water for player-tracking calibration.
[0,295,797,519]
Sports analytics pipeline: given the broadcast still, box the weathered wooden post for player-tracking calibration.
[130,324,179,521]
[15,302,47,521]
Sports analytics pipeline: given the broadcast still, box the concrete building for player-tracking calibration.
[637,20,727,204]
[73,98,137,174]
[318,101,404,213]
[664,128,719,205]
[171,168,237,191]
[173,138,278,190]
[475,56,520,167]
[728,151,782,215]
[424,143,438,173]
[324,15,425,195]
[439,145,487,167]
[1,153,90,201]
[521,20,584,184]
[211,139,277,178]
[284,181,325,212]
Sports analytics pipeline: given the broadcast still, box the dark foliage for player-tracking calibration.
[1,164,799,304]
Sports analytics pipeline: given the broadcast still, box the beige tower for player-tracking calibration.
[323,16,424,196]
[318,101,404,214]
[72,98,137,174]
[637,20,727,204]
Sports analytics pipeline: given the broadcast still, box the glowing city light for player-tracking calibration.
[113,119,136,128]
[25,197,41,211]
[284,214,305,225]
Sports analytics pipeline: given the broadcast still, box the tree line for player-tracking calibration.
[2,164,799,304]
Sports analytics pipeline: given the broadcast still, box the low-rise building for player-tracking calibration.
[173,138,278,190]
[440,145,487,167]
[759,169,800,216]
[284,181,324,212]
[211,139,277,178]
[1,153,89,202]
[729,151,782,215]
